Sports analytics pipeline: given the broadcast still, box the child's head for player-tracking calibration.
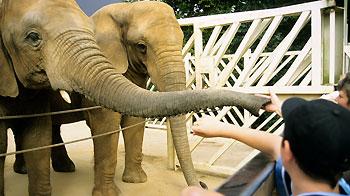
[281,98,350,187]
[337,72,350,109]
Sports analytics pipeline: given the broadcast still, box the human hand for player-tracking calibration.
[256,90,282,116]
[191,115,229,138]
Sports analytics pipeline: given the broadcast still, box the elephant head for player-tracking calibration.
[91,1,186,90]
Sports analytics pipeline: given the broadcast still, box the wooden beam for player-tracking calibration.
[330,9,336,84]
[311,8,323,85]
[239,16,286,86]
[182,34,194,57]
[178,0,335,27]
[268,55,296,82]
[288,55,312,85]
[276,38,312,86]
[217,19,270,86]
[224,85,334,94]
[257,11,311,86]
[202,26,223,56]
[194,25,203,89]
[334,8,344,82]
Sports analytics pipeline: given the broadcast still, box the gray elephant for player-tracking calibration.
[0,0,268,195]
[12,1,226,187]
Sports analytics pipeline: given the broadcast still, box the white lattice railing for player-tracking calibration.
[345,45,350,72]
[146,0,345,176]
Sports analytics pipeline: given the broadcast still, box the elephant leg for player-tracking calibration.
[51,124,75,172]
[0,118,7,196]
[121,116,146,183]
[12,127,27,174]
[84,105,121,196]
[22,116,52,196]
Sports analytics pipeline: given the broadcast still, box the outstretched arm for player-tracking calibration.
[192,116,282,160]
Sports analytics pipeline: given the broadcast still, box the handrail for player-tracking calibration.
[178,0,335,27]
[239,162,275,196]
[215,152,275,196]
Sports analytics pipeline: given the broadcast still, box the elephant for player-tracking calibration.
[13,1,238,187]
[0,0,269,195]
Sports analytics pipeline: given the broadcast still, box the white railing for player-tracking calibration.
[146,0,344,176]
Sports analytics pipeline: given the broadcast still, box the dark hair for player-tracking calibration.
[283,135,342,188]
[338,72,350,105]
[282,99,350,188]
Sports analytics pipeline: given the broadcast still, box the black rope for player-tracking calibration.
[0,120,149,157]
[0,107,227,157]
[0,106,102,120]
[0,106,224,120]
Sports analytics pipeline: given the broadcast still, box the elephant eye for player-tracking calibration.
[25,31,42,47]
[136,43,147,54]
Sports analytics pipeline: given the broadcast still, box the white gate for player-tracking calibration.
[146,0,344,176]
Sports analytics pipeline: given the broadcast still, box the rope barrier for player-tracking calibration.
[0,106,102,120]
[0,120,149,157]
[0,105,225,157]
[0,106,224,120]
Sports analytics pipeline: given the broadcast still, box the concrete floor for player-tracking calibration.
[4,121,228,196]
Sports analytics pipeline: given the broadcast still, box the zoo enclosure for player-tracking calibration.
[146,0,346,176]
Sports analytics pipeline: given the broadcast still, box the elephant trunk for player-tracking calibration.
[56,30,269,118]
[156,51,199,186]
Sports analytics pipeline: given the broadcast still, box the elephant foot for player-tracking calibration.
[52,157,75,173]
[122,165,147,183]
[13,158,27,174]
[92,184,121,196]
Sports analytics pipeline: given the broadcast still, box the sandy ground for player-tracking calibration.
[4,121,228,196]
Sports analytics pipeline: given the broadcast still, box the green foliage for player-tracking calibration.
[161,0,315,18]
[157,0,311,53]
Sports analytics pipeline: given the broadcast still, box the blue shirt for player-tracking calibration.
[275,158,350,196]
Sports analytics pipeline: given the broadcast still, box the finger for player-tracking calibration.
[269,88,277,96]
[254,93,271,99]
[191,130,200,136]
[191,126,200,132]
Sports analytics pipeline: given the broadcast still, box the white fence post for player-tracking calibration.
[312,8,323,85]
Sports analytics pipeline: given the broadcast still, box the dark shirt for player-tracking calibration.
[275,158,350,196]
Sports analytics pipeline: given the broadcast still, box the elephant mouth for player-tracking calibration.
[127,59,148,75]
[25,69,51,89]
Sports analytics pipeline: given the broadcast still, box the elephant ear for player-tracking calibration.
[0,2,19,97]
[0,35,18,97]
[92,7,128,74]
